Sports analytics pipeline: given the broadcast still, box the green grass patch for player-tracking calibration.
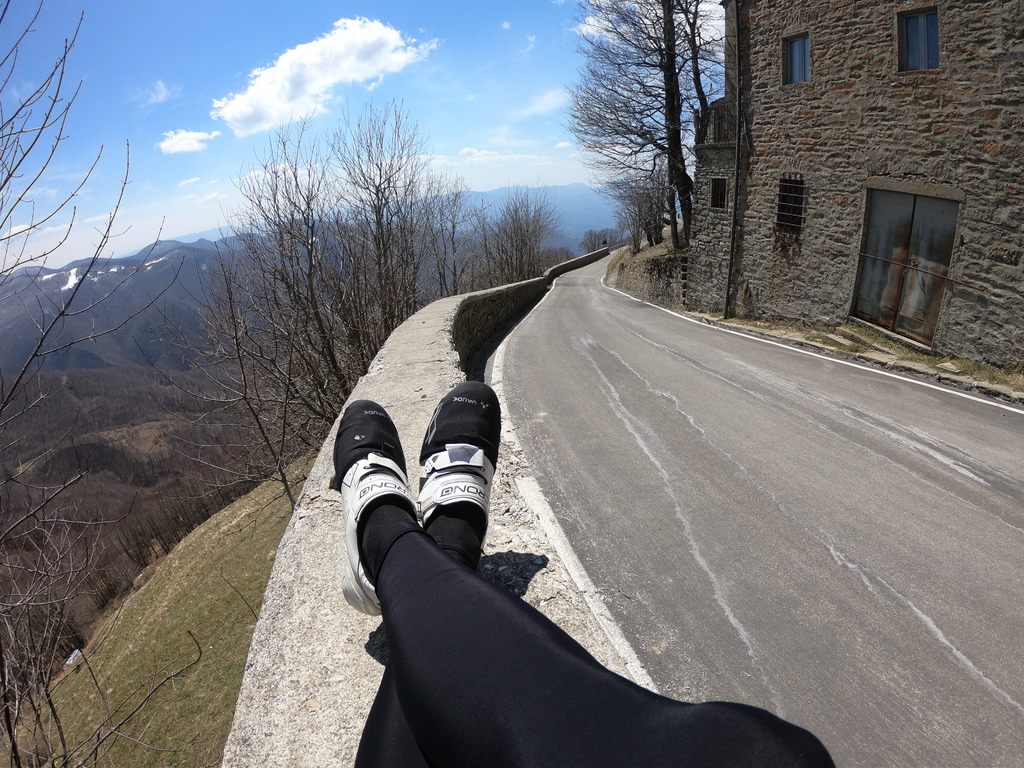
[840,323,1023,389]
[804,331,840,347]
[50,459,309,767]
[951,357,1024,390]
[634,244,688,263]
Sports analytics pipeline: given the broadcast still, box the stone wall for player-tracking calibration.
[691,0,1024,368]
[222,248,612,766]
[447,248,611,368]
[451,278,548,368]
[616,253,689,310]
[689,140,737,312]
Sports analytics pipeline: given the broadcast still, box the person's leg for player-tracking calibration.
[337,391,493,768]
[344,384,514,766]
[339,387,833,768]
[355,664,431,768]
[331,401,432,767]
[374,526,832,768]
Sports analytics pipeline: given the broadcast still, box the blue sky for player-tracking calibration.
[10,0,593,266]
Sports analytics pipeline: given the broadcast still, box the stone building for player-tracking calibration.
[689,0,1024,368]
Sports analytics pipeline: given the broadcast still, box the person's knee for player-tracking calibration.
[683,703,835,767]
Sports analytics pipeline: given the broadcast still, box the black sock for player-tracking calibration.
[423,501,487,570]
[359,501,420,583]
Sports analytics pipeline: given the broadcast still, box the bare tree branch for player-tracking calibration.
[568,0,724,247]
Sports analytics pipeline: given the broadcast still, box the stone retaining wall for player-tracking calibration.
[616,254,688,309]
[449,249,611,367]
[222,248,611,767]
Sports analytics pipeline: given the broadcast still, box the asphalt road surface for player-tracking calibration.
[495,258,1024,767]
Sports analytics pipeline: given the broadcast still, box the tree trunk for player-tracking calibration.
[662,0,686,249]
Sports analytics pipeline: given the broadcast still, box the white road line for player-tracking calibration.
[601,277,1024,417]
[516,475,659,693]
[829,545,1024,718]
[490,319,659,693]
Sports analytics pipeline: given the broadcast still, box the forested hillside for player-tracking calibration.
[1,6,621,759]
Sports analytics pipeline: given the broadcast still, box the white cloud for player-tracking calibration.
[2,223,33,241]
[459,148,502,163]
[158,130,222,154]
[574,15,605,38]
[26,185,60,200]
[502,21,512,30]
[177,177,201,187]
[556,141,572,149]
[456,147,551,167]
[211,18,436,137]
[519,88,566,118]
[522,35,536,53]
[146,80,179,106]
[181,192,228,205]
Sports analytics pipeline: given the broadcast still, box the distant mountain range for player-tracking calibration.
[472,183,619,253]
[150,183,621,255]
[0,239,221,374]
[0,184,618,374]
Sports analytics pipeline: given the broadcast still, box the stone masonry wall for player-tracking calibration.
[616,254,688,309]
[451,278,548,368]
[450,248,610,368]
[692,0,1024,367]
[689,141,736,312]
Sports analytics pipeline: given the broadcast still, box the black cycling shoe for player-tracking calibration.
[331,400,416,615]
[418,381,501,529]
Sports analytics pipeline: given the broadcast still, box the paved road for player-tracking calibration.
[495,258,1024,767]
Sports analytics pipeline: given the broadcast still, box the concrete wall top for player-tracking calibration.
[222,248,614,766]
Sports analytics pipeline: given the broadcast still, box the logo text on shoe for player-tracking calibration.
[439,484,486,500]
[363,409,388,418]
[451,397,478,405]
[360,480,405,499]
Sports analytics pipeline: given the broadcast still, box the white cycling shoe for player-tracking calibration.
[331,400,416,616]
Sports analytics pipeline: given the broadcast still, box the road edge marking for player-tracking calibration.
[490,322,659,693]
[601,276,1024,417]
[514,474,659,692]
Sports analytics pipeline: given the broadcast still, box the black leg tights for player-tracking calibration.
[354,508,833,768]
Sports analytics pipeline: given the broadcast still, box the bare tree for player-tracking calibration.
[0,3,195,764]
[580,228,623,254]
[186,104,480,506]
[421,173,476,299]
[568,0,723,247]
[477,186,560,286]
[608,162,674,252]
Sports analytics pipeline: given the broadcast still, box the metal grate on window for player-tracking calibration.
[776,175,806,231]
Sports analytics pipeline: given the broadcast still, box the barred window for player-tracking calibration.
[710,178,728,210]
[776,176,806,231]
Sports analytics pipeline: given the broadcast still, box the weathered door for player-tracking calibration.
[853,190,959,345]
